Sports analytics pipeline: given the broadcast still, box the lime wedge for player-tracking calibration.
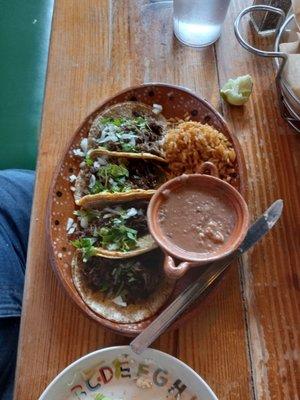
[220,75,253,106]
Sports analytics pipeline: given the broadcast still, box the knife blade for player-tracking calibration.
[237,199,283,254]
[130,199,283,355]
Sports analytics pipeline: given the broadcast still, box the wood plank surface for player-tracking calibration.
[13,1,299,399]
[215,1,300,398]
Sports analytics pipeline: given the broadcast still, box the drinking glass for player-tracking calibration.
[173,0,231,47]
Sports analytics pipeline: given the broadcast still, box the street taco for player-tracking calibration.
[88,102,167,160]
[72,249,174,323]
[68,201,156,259]
[74,149,168,207]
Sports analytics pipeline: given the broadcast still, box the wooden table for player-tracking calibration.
[14,1,300,399]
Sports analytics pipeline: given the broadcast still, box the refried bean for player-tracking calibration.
[158,185,236,254]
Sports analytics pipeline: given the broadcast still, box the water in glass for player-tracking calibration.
[173,0,231,47]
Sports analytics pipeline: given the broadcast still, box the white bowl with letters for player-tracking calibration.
[39,346,218,400]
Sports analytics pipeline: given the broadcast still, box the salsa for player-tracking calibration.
[158,185,236,254]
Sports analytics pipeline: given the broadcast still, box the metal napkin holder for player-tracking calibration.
[235,5,300,133]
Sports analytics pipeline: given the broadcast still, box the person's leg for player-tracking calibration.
[0,170,35,400]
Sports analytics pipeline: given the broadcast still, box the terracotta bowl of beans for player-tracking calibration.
[147,169,249,279]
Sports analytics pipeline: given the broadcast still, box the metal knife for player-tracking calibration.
[130,199,283,354]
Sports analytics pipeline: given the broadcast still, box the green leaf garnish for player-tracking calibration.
[90,181,104,194]
[121,143,136,152]
[71,237,97,262]
[74,209,99,221]
[98,163,129,179]
[100,117,126,127]
[85,155,94,167]
[88,163,130,194]
[98,224,138,252]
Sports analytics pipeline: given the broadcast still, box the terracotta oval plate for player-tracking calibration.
[47,83,247,336]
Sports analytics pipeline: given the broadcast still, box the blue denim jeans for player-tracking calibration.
[0,170,34,400]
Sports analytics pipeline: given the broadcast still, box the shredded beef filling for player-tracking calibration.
[92,116,164,156]
[126,159,165,190]
[80,250,164,303]
[83,157,166,195]
[71,201,149,242]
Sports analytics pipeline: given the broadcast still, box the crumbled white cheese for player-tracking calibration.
[135,376,153,389]
[152,103,163,114]
[69,174,77,183]
[70,186,76,192]
[112,296,127,307]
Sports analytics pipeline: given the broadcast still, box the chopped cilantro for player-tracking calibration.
[96,116,152,153]
[98,163,129,179]
[85,155,94,167]
[98,224,138,252]
[100,117,126,127]
[134,116,148,129]
[86,163,131,194]
[74,209,99,222]
[71,237,97,262]
[121,143,136,152]
[90,181,104,194]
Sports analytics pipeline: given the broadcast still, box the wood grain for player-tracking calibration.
[215,1,300,398]
[13,1,299,399]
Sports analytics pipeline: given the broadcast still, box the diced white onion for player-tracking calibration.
[125,207,138,218]
[102,206,122,216]
[93,161,100,170]
[98,132,118,144]
[66,218,74,231]
[73,148,84,157]
[107,243,118,251]
[152,103,163,114]
[69,174,77,183]
[66,218,77,234]
[112,296,127,307]
[80,216,89,229]
[68,226,76,234]
[80,138,88,155]
[89,175,96,188]
[97,157,108,166]
[102,213,113,219]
